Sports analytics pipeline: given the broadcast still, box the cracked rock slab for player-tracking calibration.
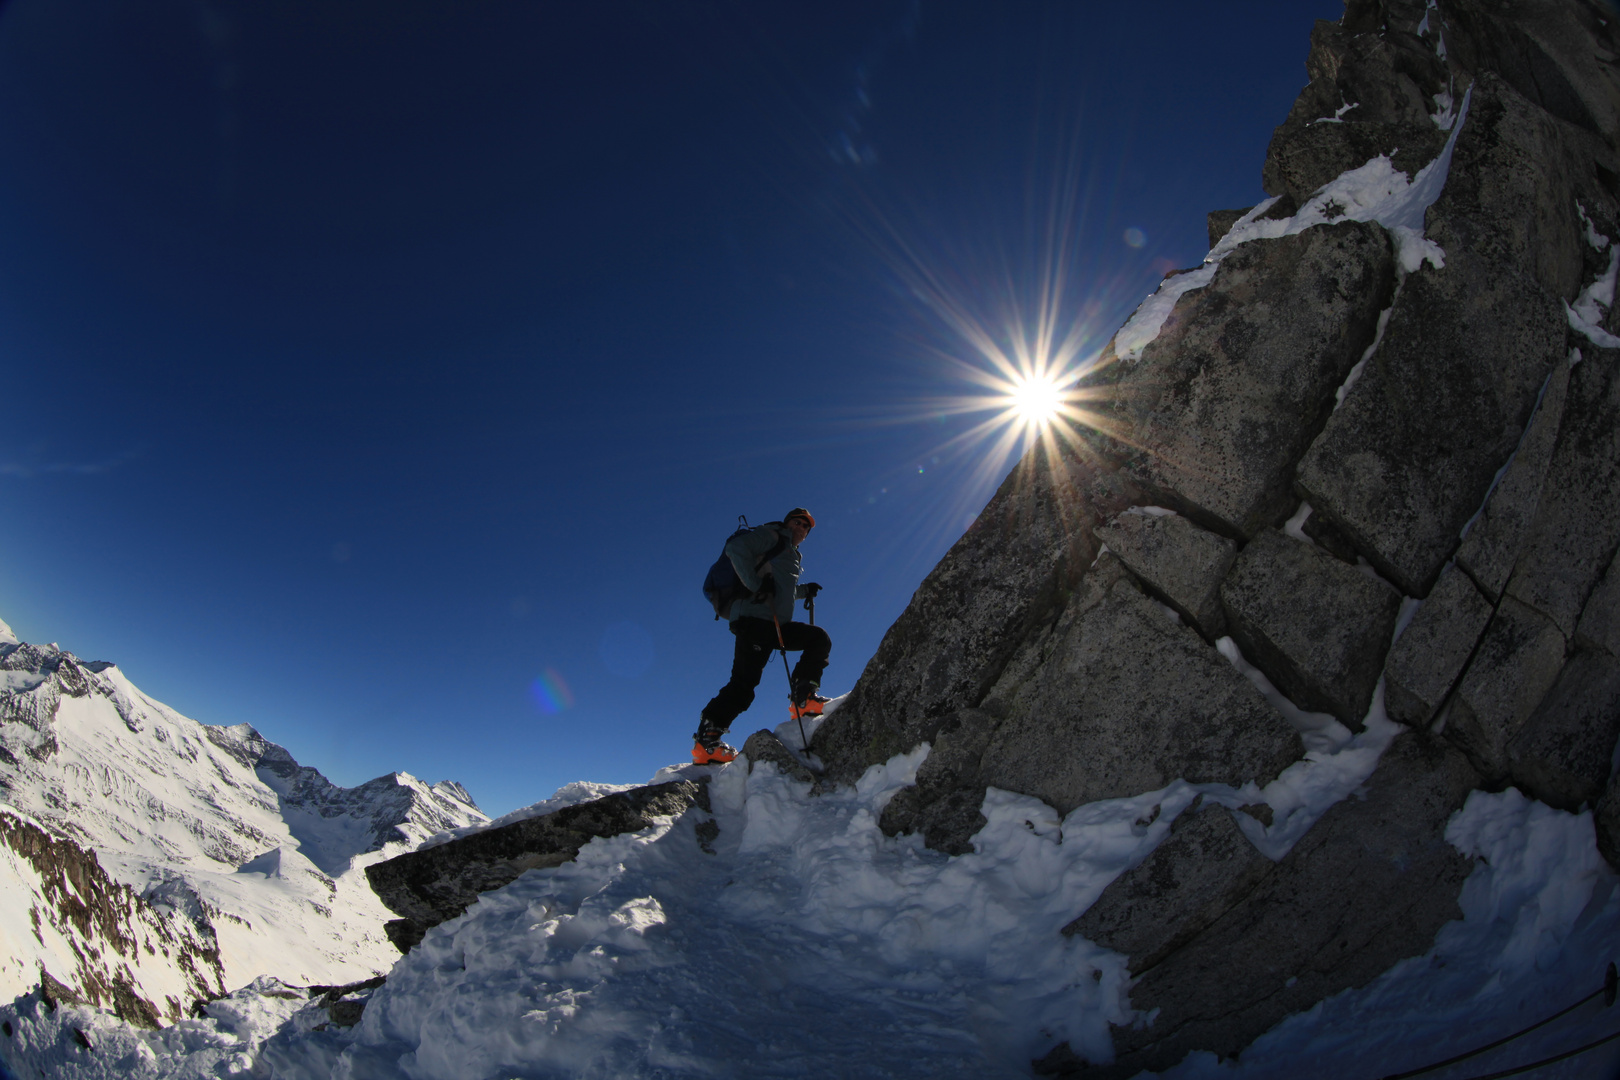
[1455,359,1572,602]
[1095,511,1237,640]
[1220,529,1403,728]
[880,556,1134,855]
[1062,801,1272,977]
[1507,649,1620,812]
[1038,732,1480,1079]
[1445,596,1568,780]
[1099,220,1395,539]
[974,577,1301,817]
[365,779,709,951]
[1504,346,1620,639]
[1384,563,1495,727]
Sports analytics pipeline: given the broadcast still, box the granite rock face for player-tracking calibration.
[1041,733,1480,1079]
[1095,510,1237,640]
[811,454,1140,785]
[795,0,1620,1070]
[877,708,1000,855]
[1062,801,1272,976]
[877,564,1301,851]
[1454,358,1572,602]
[975,577,1301,817]
[1101,221,1395,539]
[1384,563,1495,726]
[1444,596,1568,780]
[1261,10,1451,204]
[366,780,709,952]
[1220,529,1403,728]
[1295,74,1595,597]
[1503,346,1620,639]
[1506,649,1620,811]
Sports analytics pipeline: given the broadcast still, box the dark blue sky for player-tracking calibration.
[0,0,1341,815]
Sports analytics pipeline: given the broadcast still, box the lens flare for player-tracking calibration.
[529,668,575,714]
[825,114,1165,568]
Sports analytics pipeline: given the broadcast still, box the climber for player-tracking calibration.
[693,507,830,764]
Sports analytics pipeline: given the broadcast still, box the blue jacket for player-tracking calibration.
[724,522,807,625]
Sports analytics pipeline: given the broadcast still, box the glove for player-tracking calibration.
[800,582,823,599]
[753,577,777,602]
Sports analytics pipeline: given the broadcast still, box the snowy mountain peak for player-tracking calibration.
[0,616,488,1016]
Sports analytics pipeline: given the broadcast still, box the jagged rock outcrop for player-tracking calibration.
[1295,70,1602,597]
[974,575,1299,817]
[1454,359,1573,602]
[0,807,226,1026]
[1060,799,1273,977]
[813,0,1620,1072]
[1506,649,1620,810]
[1261,6,1452,205]
[366,779,710,952]
[1500,341,1620,637]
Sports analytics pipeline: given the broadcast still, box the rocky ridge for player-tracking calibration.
[810,0,1620,1073]
[0,615,487,1021]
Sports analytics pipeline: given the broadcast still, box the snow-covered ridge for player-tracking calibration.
[7,744,1614,1080]
[0,620,488,1016]
[1112,87,1472,364]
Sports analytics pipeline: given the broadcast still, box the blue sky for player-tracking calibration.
[0,0,1341,815]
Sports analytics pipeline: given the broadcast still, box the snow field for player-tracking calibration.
[3,707,1615,1078]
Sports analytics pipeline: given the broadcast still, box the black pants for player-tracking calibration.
[701,616,831,730]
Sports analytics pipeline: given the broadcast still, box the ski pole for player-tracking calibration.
[772,611,808,751]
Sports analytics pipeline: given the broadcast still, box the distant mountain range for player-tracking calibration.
[0,613,487,1027]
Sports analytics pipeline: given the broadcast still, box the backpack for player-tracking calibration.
[702,516,788,620]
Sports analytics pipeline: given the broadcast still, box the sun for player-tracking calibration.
[1008,371,1064,428]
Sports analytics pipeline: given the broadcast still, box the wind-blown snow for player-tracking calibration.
[1567,244,1620,349]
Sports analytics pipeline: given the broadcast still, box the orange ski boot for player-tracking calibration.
[789,687,828,721]
[692,721,738,765]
